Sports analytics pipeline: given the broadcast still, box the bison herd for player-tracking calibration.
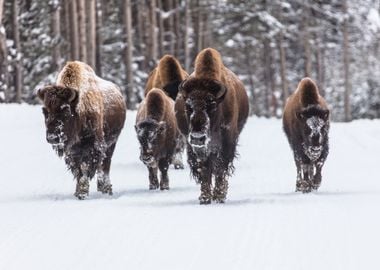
[38,48,330,204]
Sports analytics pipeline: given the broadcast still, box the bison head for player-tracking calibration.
[297,105,329,161]
[135,119,166,167]
[179,78,226,159]
[37,85,79,155]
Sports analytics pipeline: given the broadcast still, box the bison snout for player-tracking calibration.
[189,132,207,147]
[311,134,321,146]
[46,133,59,144]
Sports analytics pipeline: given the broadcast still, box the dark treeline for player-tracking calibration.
[1,0,380,121]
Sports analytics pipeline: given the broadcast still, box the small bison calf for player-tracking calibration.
[283,77,330,193]
[135,88,180,190]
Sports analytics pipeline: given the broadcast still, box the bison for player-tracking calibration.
[37,61,126,199]
[283,77,330,193]
[175,48,249,204]
[135,88,179,190]
[145,55,188,169]
[145,54,188,100]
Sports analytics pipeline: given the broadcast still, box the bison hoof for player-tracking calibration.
[149,183,159,190]
[312,183,320,191]
[160,183,170,190]
[213,196,226,204]
[296,180,312,193]
[74,192,88,200]
[199,194,212,205]
[97,182,113,195]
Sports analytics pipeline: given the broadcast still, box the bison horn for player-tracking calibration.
[67,87,78,103]
[178,79,187,91]
[215,81,227,101]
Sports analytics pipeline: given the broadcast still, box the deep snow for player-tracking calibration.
[0,104,379,270]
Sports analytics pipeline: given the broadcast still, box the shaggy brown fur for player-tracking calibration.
[135,88,179,190]
[175,48,249,204]
[38,61,126,199]
[283,77,330,193]
[144,55,188,100]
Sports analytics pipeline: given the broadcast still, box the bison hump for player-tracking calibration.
[298,77,320,106]
[194,48,223,80]
[146,88,167,120]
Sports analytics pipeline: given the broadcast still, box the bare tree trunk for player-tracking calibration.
[173,0,180,58]
[315,37,325,97]
[184,0,190,70]
[69,0,79,60]
[0,0,10,102]
[149,0,157,66]
[277,5,288,104]
[168,0,174,55]
[137,1,148,71]
[77,0,87,62]
[95,0,103,75]
[263,38,271,117]
[157,0,164,56]
[278,32,288,105]
[124,0,134,108]
[87,0,96,68]
[196,0,203,52]
[12,0,22,103]
[302,4,312,77]
[343,0,351,122]
[50,1,61,72]
[62,1,71,60]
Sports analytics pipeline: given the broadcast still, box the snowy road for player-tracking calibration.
[0,104,379,270]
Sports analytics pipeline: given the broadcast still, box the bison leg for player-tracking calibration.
[158,159,170,190]
[148,166,159,190]
[295,157,312,193]
[312,161,324,190]
[172,136,185,169]
[213,175,229,203]
[97,143,116,195]
[172,151,184,170]
[199,168,212,205]
[296,163,313,193]
[74,176,90,200]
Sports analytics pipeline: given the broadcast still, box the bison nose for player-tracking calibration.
[46,133,59,144]
[189,133,207,146]
[311,134,321,146]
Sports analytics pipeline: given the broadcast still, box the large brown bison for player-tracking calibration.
[37,61,126,199]
[135,88,179,190]
[283,77,330,193]
[145,54,188,100]
[145,55,188,169]
[175,48,249,204]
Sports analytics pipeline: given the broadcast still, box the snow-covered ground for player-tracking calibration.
[1,104,379,270]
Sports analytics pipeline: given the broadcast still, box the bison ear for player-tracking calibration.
[215,83,227,103]
[322,109,330,121]
[63,87,79,105]
[36,87,47,101]
[158,121,166,134]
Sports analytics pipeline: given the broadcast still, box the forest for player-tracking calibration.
[1,0,380,121]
